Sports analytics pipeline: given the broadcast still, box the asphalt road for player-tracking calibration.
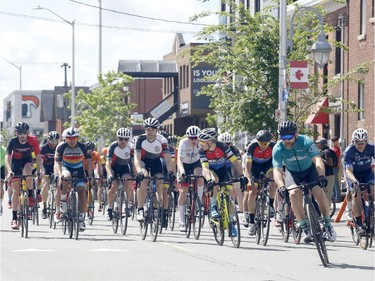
[1,201,374,281]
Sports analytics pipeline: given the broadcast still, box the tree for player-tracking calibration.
[68,70,135,144]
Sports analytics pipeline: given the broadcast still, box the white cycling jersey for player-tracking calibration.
[178,138,201,164]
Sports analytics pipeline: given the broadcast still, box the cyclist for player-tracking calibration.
[54,127,92,232]
[197,128,247,237]
[0,135,6,215]
[5,122,42,230]
[177,125,204,231]
[98,146,108,212]
[134,118,176,222]
[272,120,337,243]
[40,131,60,219]
[343,128,374,235]
[218,132,244,213]
[244,130,276,235]
[105,128,135,221]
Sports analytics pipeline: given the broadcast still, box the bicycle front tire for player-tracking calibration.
[260,197,271,246]
[167,191,176,231]
[306,204,329,267]
[229,201,241,248]
[193,196,203,240]
[120,191,128,235]
[149,193,160,242]
[23,196,29,239]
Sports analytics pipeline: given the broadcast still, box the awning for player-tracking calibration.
[305,97,329,124]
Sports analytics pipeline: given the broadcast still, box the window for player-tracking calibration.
[360,0,366,35]
[358,83,365,120]
[335,27,341,75]
[255,0,260,13]
[186,65,189,88]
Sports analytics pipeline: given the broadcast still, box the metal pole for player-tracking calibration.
[278,0,287,122]
[338,14,345,151]
[71,20,76,127]
[98,0,102,76]
[1,57,22,91]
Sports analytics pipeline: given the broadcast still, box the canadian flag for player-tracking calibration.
[290,61,309,89]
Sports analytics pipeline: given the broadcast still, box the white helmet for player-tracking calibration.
[198,128,217,141]
[143,118,160,128]
[117,128,131,138]
[218,132,233,143]
[352,128,368,142]
[63,127,79,138]
[186,126,200,137]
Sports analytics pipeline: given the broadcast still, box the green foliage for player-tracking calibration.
[68,70,135,144]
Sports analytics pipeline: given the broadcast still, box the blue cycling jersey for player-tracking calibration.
[272,135,320,172]
[343,142,374,173]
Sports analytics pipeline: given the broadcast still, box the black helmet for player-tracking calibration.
[277,121,297,136]
[85,141,95,150]
[48,131,60,140]
[256,130,273,142]
[143,118,160,128]
[15,122,29,132]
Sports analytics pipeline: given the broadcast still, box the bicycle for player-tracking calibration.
[159,179,175,233]
[99,176,108,215]
[347,182,374,250]
[201,186,211,227]
[288,181,330,267]
[184,174,204,240]
[253,172,273,246]
[109,176,134,235]
[60,172,81,240]
[209,179,242,248]
[47,175,58,229]
[86,178,95,226]
[130,181,138,220]
[30,175,40,226]
[138,175,168,242]
[278,188,302,244]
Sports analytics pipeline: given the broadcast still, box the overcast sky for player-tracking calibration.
[0,0,219,121]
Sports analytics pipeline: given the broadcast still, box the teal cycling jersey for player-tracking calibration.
[272,135,320,172]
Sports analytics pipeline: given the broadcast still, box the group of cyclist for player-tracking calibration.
[1,118,374,245]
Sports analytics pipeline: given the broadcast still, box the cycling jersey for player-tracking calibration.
[40,142,57,175]
[199,142,236,170]
[343,142,375,174]
[272,135,319,173]
[247,140,275,164]
[6,135,40,160]
[107,141,134,167]
[178,138,201,164]
[84,150,101,171]
[136,134,170,161]
[55,141,90,169]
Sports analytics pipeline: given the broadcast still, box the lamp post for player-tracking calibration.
[1,57,22,91]
[34,6,76,127]
[278,2,332,122]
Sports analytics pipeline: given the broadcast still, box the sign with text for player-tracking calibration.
[290,61,308,89]
[191,66,217,109]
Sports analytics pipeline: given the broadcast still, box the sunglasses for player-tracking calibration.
[189,137,197,140]
[118,137,129,142]
[199,141,207,145]
[355,141,366,146]
[281,135,294,141]
[66,137,78,141]
[17,131,28,135]
[259,141,270,146]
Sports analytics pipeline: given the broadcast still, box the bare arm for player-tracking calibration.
[273,167,285,187]
[312,155,326,177]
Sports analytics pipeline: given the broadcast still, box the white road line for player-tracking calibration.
[160,242,194,253]
[87,248,130,252]
[12,249,56,252]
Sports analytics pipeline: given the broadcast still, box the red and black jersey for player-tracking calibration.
[199,142,235,170]
[6,135,40,160]
[40,142,56,167]
[246,140,275,164]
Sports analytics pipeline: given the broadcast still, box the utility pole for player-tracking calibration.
[61,62,71,123]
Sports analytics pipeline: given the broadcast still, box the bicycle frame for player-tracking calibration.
[185,174,203,240]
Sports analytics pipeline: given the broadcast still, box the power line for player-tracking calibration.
[68,0,209,26]
[0,11,200,34]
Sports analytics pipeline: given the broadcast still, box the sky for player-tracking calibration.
[0,0,220,121]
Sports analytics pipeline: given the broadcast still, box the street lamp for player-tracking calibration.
[34,6,76,127]
[278,3,332,122]
[1,57,22,91]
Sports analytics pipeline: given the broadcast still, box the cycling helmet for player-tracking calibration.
[168,135,177,145]
[85,141,95,150]
[64,127,79,137]
[132,136,138,144]
[198,128,218,142]
[256,130,273,142]
[218,132,233,143]
[116,128,131,138]
[158,129,170,139]
[277,121,297,136]
[102,147,108,155]
[143,117,160,129]
[186,126,200,137]
[15,122,29,132]
[352,128,368,142]
[47,131,60,140]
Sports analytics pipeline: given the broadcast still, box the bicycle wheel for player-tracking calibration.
[193,196,203,240]
[131,189,138,220]
[112,192,119,234]
[167,191,176,231]
[210,216,224,246]
[48,190,55,228]
[306,204,329,267]
[229,201,241,248]
[359,220,370,250]
[260,197,271,246]
[201,192,210,227]
[280,203,290,243]
[185,191,192,238]
[18,202,24,237]
[149,193,160,242]
[68,194,75,239]
[120,191,129,235]
[291,210,302,244]
[23,196,29,239]
[87,189,94,226]
[369,204,374,248]
[330,198,336,218]
[255,198,262,244]
[101,187,107,215]
[74,192,80,240]
[349,220,360,245]
[139,195,148,240]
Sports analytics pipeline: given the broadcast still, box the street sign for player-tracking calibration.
[290,61,309,89]
[275,109,282,121]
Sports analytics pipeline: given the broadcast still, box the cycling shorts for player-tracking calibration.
[346,169,374,191]
[251,162,273,179]
[43,165,54,177]
[110,164,132,179]
[62,166,86,187]
[11,158,33,178]
[211,166,232,190]
[285,163,320,189]
[180,160,202,184]
[142,159,163,177]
